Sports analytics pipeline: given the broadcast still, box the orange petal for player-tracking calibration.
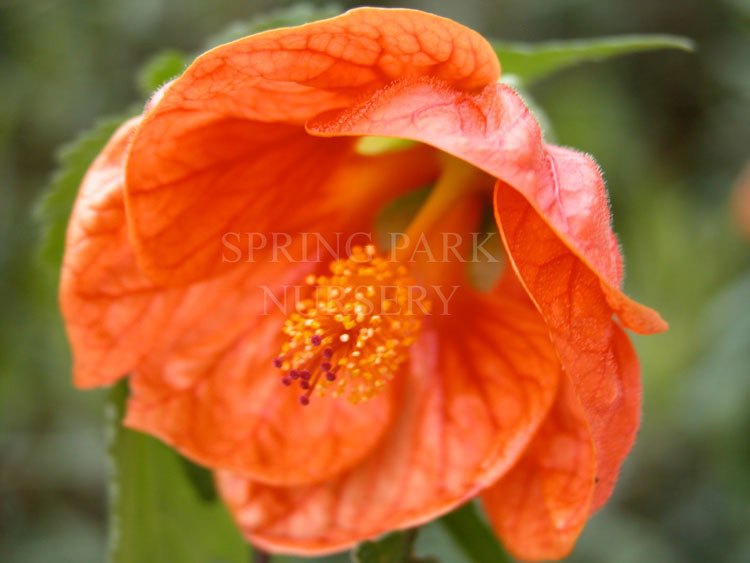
[124,294,396,486]
[496,183,644,511]
[481,377,595,560]
[216,290,561,555]
[59,118,309,392]
[127,120,355,283]
[539,146,667,334]
[308,80,667,334]
[731,160,750,241]
[61,121,400,483]
[68,210,395,485]
[60,116,171,388]
[125,8,499,283]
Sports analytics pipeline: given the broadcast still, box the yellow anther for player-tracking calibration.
[274,246,428,404]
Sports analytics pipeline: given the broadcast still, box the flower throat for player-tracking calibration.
[273,245,428,405]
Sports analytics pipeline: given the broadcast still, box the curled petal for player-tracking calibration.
[541,145,666,334]
[126,8,499,283]
[153,8,499,122]
[308,80,667,333]
[481,378,595,560]
[216,290,560,555]
[496,184,643,511]
[309,78,662,515]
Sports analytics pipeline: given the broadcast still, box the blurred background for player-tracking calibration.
[1,0,748,561]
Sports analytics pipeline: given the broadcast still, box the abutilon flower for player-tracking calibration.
[732,160,750,241]
[60,7,667,560]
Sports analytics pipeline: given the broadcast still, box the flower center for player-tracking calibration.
[274,245,429,406]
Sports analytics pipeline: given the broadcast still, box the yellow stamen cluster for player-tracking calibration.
[274,245,429,405]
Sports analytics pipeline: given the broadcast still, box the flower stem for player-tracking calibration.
[439,501,514,563]
[396,155,492,261]
[253,548,271,563]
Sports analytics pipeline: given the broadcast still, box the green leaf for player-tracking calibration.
[493,34,695,83]
[177,453,218,503]
[412,522,467,562]
[137,49,187,96]
[351,531,417,563]
[107,383,249,563]
[438,502,512,563]
[35,114,132,269]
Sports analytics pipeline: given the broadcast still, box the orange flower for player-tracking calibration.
[732,160,750,241]
[60,8,667,560]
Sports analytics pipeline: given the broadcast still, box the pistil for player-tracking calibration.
[395,154,494,261]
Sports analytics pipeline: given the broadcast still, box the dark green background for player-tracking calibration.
[1,0,749,561]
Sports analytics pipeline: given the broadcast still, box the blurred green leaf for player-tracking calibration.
[137,49,187,96]
[108,383,248,563]
[678,270,750,434]
[203,3,342,49]
[351,531,416,563]
[438,502,511,563]
[412,522,468,563]
[35,114,132,269]
[178,454,218,503]
[493,34,695,83]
